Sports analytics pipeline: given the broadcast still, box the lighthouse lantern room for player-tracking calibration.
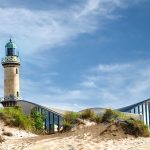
[1,39,20,107]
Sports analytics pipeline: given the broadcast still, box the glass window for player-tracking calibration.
[54,114,58,124]
[135,106,138,114]
[7,48,13,56]
[50,112,54,124]
[6,48,18,56]
[131,109,134,113]
[139,105,142,115]
[45,111,49,130]
[143,104,146,123]
[17,91,19,97]
[59,117,63,126]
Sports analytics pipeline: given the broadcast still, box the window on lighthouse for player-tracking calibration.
[17,91,19,97]
[16,68,18,74]
[7,48,13,56]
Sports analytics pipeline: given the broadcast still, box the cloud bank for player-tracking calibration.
[20,61,150,111]
[0,0,144,55]
[0,0,148,110]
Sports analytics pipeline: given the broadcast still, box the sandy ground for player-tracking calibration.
[1,133,150,150]
[0,121,150,150]
[0,121,36,150]
[24,136,150,150]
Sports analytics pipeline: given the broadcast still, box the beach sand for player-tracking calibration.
[23,133,150,150]
[1,121,150,150]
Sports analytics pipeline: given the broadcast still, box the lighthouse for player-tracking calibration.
[0,39,64,134]
[1,39,20,107]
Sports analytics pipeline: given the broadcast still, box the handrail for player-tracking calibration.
[1,56,20,64]
[0,96,22,102]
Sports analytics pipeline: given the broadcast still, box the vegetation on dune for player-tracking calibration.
[30,107,46,133]
[0,107,46,133]
[92,114,103,123]
[101,109,132,123]
[62,120,72,131]
[79,109,103,123]
[0,106,149,137]
[100,109,149,137]
[79,109,96,120]
[0,106,32,130]
[62,108,150,137]
[121,118,149,137]
[102,109,123,123]
[63,111,79,124]
[63,112,79,131]
[63,109,102,131]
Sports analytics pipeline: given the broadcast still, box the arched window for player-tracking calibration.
[17,91,19,97]
[16,68,18,74]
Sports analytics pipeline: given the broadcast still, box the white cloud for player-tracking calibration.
[92,64,132,72]
[19,61,150,111]
[0,0,147,110]
[80,81,97,88]
[0,0,144,55]
[80,62,150,108]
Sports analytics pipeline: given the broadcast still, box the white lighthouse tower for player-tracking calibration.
[1,39,20,107]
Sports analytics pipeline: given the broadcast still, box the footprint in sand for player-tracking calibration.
[67,144,76,150]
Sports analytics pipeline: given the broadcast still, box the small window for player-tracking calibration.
[17,91,19,97]
[16,68,18,74]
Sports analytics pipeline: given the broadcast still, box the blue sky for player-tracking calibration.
[0,0,150,110]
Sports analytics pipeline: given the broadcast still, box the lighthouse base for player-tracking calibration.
[1,100,17,107]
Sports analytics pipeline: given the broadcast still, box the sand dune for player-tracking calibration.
[0,121,36,150]
[1,121,150,150]
[24,136,150,150]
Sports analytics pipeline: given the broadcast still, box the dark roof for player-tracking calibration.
[17,100,63,117]
[118,98,150,112]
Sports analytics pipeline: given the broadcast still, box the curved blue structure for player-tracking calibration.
[17,100,63,134]
[0,99,63,134]
[119,99,150,128]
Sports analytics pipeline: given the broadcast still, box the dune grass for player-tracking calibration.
[0,107,149,137]
[0,106,33,131]
[121,118,149,137]
[79,109,96,120]
[62,109,150,137]
[101,109,149,137]
[63,112,79,131]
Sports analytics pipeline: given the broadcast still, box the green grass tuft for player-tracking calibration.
[62,112,79,131]
[62,120,72,131]
[79,109,96,120]
[101,109,119,123]
[121,118,150,137]
[92,114,103,123]
[0,107,33,131]
[102,109,150,137]
[63,111,79,124]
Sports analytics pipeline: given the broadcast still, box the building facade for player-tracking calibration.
[17,100,63,133]
[119,99,150,129]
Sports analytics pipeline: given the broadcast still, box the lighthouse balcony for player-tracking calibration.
[0,96,21,102]
[1,56,20,65]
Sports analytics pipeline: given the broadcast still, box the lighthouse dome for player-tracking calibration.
[5,39,17,49]
[5,39,18,56]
